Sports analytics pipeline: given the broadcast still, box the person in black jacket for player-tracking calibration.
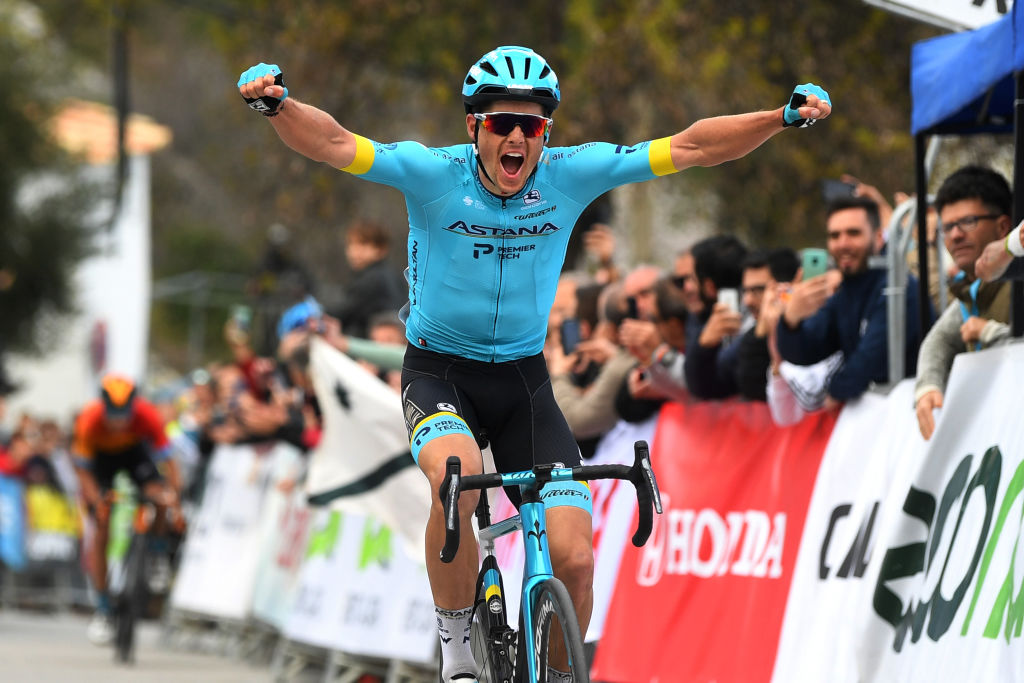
[735,248,800,401]
[330,219,407,339]
[776,196,932,406]
[682,235,748,399]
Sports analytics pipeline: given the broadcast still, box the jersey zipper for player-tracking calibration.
[492,197,507,361]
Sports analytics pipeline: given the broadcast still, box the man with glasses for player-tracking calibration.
[238,46,831,682]
[915,166,1013,440]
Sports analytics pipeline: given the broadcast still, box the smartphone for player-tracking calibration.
[717,288,739,313]
[625,296,639,320]
[560,318,581,355]
[231,304,252,333]
[821,178,857,203]
[801,248,829,280]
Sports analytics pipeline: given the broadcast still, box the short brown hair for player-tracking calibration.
[346,219,391,250]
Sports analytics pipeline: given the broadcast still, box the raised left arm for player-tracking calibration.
[668,84,831,171]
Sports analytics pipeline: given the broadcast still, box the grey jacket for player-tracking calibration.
[914,281,1010,402]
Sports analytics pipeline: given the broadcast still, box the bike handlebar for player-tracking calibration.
[439,440,663,563]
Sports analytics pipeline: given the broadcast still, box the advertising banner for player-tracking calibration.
[23,485,81,564]
[170,443,283,619]
[859,346,1024,682]
[282,508,436,663]
[863,0,1011,31]
[0,475,26,570]
[251,457,311,628]
[306,337,431,559]
[771,380,926,682]
[593,400,837,683]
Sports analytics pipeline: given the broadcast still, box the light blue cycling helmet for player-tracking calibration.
[462,46,560,115]
[276,296,323,339]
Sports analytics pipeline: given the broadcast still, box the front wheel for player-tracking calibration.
[114,534,148,664]
[525,579,588,683]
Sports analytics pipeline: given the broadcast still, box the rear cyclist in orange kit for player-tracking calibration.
[72,374,182,645]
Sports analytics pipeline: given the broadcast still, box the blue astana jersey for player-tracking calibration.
[337,135,678,362]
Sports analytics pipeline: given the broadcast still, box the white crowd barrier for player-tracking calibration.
[167,340,1024,681]
[593,343,1024,683]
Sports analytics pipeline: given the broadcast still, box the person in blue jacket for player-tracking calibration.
[239,46,831,682]
[776,196,931,408]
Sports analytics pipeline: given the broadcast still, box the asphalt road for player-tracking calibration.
[0,610,279,683]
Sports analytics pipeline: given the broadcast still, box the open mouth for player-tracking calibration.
[500,152,524,177]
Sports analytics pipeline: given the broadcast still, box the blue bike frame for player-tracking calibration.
[477,470,565,678]
[440,441,662,682]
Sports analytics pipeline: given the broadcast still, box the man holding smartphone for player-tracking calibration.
[683,235,749,399]
[776,196,932,405]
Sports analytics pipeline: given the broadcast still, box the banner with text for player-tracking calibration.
[170,442,302,620]
[593,401,838,683]
[281,508,436,664]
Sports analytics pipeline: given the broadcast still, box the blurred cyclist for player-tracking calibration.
[239,46,830,682]
[72,374,182,645]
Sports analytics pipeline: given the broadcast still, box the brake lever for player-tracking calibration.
[439,456,462,563]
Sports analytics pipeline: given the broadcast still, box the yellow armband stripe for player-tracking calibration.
[340,134,375,175]
[649,137,677,176]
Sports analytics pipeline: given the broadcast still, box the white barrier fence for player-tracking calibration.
[167,338,1024,681]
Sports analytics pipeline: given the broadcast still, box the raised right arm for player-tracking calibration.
[269,99,358,169]
[237,63,358,169]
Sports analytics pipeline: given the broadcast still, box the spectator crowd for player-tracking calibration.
[0,164,1022,614]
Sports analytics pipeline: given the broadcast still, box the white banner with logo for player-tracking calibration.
[772,344,1024,682]
[306,337,430,560]
[864,0,1012,30]
[250,487,312,629]
[281,508,436,663]
[490,417,656,643]
[170,442,302,620]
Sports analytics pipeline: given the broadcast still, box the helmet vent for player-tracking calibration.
[465,75,477,86]
[538,65,551,79]
[479,61,499,77]
[523,57,532,79]
[504,56,516,78]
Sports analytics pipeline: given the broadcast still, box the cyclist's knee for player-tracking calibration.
[420,439,482,518]
[420,437,482,487]
[550,538,595,588]
[546,508,594,588]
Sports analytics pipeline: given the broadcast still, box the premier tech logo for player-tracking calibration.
[635,493,787,586]
[873,445,1024,652]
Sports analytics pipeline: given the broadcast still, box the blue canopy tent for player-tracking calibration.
[909,4,1023,335]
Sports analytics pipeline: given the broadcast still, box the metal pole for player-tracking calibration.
[915,134,932,340]
[1013,71,1024,337]
[111,1,130,235]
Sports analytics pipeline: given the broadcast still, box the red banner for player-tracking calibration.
[592,400,837,683]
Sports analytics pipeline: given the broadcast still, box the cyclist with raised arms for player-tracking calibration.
[239,46,830,682]
[72,374,182,645]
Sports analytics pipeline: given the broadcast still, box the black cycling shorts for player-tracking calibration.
[401,345,584,508]
[89,443,163,492]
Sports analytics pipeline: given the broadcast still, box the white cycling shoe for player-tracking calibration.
[87,613,114,646]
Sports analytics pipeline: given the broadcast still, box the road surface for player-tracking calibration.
[0,609,280,683]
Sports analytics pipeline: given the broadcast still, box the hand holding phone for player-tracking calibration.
[821,178,857,203]
[625,296,639,320]
[717,288,739,313]
[560,318,581,355]
[801,248,829,281]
